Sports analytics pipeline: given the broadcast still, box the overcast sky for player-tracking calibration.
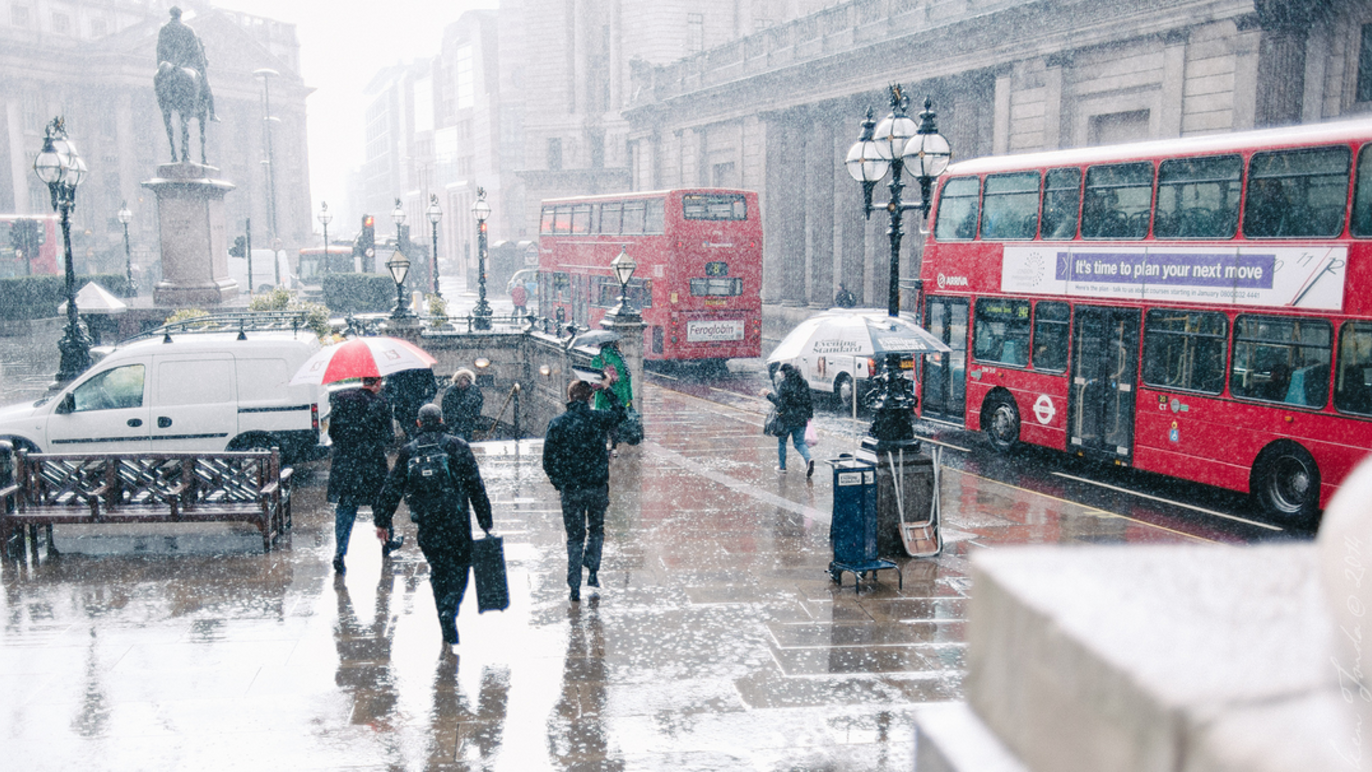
[209,0,496,214]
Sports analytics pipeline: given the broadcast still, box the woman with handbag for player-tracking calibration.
[760,363,815,478]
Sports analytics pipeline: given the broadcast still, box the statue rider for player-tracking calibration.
[157,7,219,122]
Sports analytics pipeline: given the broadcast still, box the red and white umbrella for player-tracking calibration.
[290,336,437,385]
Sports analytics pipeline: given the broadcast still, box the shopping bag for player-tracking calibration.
[471,534,510,613]
[804,419,818,447]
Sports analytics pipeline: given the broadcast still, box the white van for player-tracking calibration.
[0,328,330,464]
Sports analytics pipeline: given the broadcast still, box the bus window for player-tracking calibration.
[571,204,593,234]
[1353,144,1372,238]
[935,176,980,241]
[1231,315,1331,406]
[1032,301,1069,372]
[980,172,1040,240]
[540,207,555,235]
[1082,162,1153,239]
[973,298,1031,367]
[683,193,747,220]
[601,202,623,234]
[1041,168,1081,239]
[1142,309,1228,394]
[1337,321,1372,415]
[646,199,665,234]
[553,205,573,234]
[1154,155,1242,239]
[1243,146,1350,238]
[622,201,646,234]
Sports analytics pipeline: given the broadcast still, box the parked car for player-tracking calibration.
[0,329,331,464]
[766,307,948,408]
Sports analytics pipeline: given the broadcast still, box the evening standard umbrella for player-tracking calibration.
[766,308,949,367]
[289,336,436,385]
[571,329,621,348]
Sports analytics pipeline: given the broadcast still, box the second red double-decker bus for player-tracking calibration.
[918,117,1372,529]
[1,215,59,277]
[538,189,763,367]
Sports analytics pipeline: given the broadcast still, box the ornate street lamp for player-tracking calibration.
[34,117,92,383]
[317,201,332,276]
[470,187,493,330]
[426,194,442,299]
[846,86,951,446]
[117,200,135,297]
[609,245,637,313]
[386,249,411,319]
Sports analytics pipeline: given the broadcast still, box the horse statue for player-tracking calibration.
[154,61,208,165]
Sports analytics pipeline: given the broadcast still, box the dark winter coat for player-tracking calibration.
[441,383,485,440]
[373,430,493,566]
[327,386,392,506]
[384,368,438,437]
[767,370,813,431]
[542,388,625,492]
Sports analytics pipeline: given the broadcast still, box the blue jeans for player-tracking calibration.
[334,502,358,557]
[777,424,812,470]
[560,484,609,590]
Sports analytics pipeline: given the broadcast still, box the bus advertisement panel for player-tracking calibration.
[918,117,1372,529]
[538,189,763,365]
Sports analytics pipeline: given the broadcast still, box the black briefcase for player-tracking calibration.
[471,534,510,613]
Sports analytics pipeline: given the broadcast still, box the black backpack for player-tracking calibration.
[407,440,454,500]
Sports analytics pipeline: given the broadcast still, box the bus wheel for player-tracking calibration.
[1251,441,1321,530]
[983,394,1021,454]
[833,374,853,410]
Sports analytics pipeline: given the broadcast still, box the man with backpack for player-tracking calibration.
[373,404,493,646]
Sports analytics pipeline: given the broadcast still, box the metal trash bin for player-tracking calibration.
[827,455,901,592]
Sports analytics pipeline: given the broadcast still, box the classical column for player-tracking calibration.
[805,110,835,307]
[1253,0,1326,128]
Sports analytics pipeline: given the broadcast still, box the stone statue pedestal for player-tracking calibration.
[142,162,237,306]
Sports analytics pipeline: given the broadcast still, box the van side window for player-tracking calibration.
[158,360,233,406]
[72,364,145,412]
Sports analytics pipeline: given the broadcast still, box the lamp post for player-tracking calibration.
[317,201,332,276]
[426,194,442,299]
[470,187,493,330]
[117,200,135,298]
[609,245,637,314]
[845,86,951,445]
[34,117,91,383]
[386,249,411,319]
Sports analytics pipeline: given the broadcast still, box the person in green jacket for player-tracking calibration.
[592,342,632,451]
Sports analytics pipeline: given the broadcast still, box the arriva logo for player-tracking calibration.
[937,273,969,289]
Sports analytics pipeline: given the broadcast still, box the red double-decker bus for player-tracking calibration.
[538,189,763,366]
[1,215,59,277]
[918,117,1372,528]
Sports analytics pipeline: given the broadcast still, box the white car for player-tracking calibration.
[767,307,948,408]
[0,329,330,464]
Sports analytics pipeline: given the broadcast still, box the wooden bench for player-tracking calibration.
[0,448,292,554]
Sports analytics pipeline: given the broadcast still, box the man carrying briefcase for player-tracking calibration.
[374,404,494,647]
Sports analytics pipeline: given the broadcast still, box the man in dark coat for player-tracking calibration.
[441,368,483,442]
[328,377,398,573]
[385,367,438,443]
[542,376,625,603]
[374,404,493,646]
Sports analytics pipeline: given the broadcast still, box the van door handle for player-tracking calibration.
[127,418,142,427]
[158,417,173,428]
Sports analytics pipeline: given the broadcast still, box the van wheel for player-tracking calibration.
[0,436,39,455]
[833,374,854,410]
[1251,441,1321,531]
[983,394,1021,454]
[229,432,278,456]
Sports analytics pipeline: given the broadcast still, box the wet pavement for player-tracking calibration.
[0,361,1213,771]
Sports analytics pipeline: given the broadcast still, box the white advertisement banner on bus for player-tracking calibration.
[686,319,744,342]
[1000,245,1346,311]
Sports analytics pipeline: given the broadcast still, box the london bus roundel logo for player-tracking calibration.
[1033,394,1055,425]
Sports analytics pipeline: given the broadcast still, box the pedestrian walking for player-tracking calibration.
[441,368,484,442]
[328,376,401,573]
[834,283,857,308]
[761,363,815,477]
[591,341,632,452]
[542,376,626,603]
[373,404,493,646]
[510,283,528,316]
[384,367,438,443]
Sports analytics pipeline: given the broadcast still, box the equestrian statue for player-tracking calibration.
[154,6,219,165]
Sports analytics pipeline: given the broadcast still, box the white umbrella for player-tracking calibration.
[289,336,436,385]
[767,308,949,365]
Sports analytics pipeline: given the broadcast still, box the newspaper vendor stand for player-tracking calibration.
[828,455,902,592]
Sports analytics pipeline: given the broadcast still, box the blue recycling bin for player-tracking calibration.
[828,455,902,592]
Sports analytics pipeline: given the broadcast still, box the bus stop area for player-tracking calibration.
[0,378,1209,770]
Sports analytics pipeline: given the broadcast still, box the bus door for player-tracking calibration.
[922,296,968,423]
[1068,306,1139,463]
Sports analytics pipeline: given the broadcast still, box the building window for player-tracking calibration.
[547,138,562,171]
[1358,24,1372,103]
[455,45,473,110]
[687,13,704,53]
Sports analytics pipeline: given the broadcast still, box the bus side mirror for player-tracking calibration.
[55,393,75,414]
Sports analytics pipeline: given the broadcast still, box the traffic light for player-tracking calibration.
[354,215,375,257]
[229,234,246,258]
[9,219,42,273]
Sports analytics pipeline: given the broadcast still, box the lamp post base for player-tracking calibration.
[472,300,493,331]
[54,319,92,384]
